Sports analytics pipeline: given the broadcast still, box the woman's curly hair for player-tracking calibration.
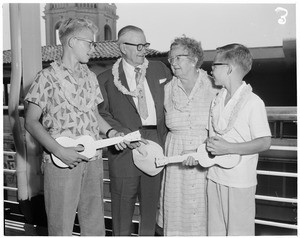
[169,35,204,68]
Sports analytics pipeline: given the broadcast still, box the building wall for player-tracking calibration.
[88,55,297,107]
[43,3,118,45]
[2,40,297,107]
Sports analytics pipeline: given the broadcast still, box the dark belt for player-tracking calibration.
[139,125,157,130]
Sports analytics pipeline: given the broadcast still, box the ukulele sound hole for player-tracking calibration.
[208,152,215,159]
[77,144,85,152]
[205,146,215,159]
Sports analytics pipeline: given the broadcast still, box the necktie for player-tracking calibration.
[134,67,149,120]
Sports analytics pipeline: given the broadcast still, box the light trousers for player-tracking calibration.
[44,158,105,236]
[207,179,256,236]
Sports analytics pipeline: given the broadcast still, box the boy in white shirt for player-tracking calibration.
[206,43,271,236]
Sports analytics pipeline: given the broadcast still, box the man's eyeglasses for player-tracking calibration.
[123,42,150,51]
[168,54,190,64]
[74,37,97,49]
[211,63,228,70]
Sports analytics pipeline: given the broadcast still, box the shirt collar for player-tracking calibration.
[222,81,246,103]
[231,81,247,100]
[122,58,141,72]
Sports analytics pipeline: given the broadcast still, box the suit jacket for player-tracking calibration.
[97,59,172,177]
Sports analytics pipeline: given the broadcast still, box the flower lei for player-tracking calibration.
[171,69,208,112]
[210,84,252,135]
[112,58,149,97]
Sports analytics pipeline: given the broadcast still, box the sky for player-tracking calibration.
[1,1,297,52]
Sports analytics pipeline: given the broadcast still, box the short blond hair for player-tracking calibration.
[59,18,98,45]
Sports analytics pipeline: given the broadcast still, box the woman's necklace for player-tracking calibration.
[210,84,252,135]
[172,69,209,112]
[112,58,149,97]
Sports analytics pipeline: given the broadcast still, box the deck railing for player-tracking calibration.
[3,106,297,235]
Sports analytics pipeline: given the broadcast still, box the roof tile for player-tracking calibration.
[3,41,167,64]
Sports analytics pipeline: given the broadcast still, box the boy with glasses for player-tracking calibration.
[25,17,124,235]
[207,43,271,235]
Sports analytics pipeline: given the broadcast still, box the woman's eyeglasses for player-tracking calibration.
[167,54,190,64]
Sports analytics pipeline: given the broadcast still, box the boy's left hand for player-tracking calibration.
[111,131,127,150]
[206,136,231,155]
[112,132,148,151]
[126,138,148,150]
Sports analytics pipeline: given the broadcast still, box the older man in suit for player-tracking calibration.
[97,25,172,236]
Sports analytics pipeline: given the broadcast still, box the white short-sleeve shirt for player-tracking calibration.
[207,82,271,188]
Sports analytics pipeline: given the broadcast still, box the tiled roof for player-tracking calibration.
[3,40,167,64]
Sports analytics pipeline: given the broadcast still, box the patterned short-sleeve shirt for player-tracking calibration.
[25,60,103,141]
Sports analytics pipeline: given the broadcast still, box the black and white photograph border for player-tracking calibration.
[1,0,298,236]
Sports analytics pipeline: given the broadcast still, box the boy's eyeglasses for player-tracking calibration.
[168,54,190,64]
[211,63,228,70]
[74,37,97,49]
[123,42,150,51]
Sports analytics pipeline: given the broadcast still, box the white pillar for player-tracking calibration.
[9,3,28,200]
[20,3,43,200]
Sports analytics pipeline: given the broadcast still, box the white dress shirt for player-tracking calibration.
[122,59,157,125]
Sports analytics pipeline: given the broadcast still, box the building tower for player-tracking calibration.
[43,3,119,45]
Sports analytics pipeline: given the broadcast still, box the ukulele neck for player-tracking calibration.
[94,136,124,149]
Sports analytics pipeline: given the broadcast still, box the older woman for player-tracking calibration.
[157,36,218,236]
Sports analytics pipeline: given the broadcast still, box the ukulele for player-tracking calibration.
[155,144,241,169]
[51,130,141,168]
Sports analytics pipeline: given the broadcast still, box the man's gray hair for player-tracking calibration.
[117,25,144,43]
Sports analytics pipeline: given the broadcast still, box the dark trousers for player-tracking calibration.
[110,128,162,236]
[110,173,161,236]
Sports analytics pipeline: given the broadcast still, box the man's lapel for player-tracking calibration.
[145,63,159,108]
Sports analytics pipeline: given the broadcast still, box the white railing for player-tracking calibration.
[3,106,297,233]
[4,144,297,232]
[257,170,296,178]
[255,219,297,230]
[254,144,297,230]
